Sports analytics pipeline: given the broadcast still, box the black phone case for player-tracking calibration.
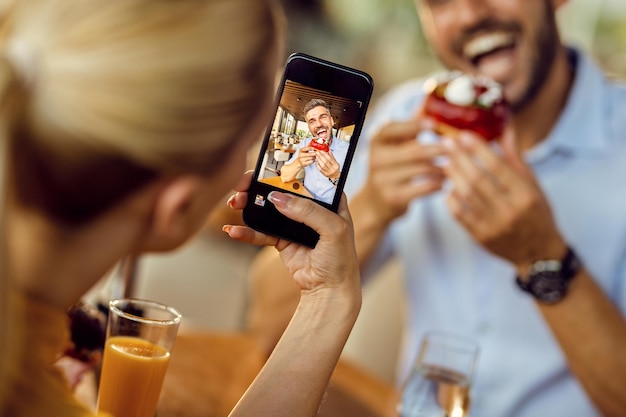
[243,53,373,247]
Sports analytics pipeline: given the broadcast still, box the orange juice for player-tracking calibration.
[97,336,170,417]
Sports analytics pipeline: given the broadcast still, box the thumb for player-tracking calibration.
[501,127,530,176]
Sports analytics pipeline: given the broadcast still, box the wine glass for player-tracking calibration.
[397,331,479,417]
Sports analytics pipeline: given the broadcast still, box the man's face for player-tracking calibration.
[417,0,564,112]
[306,106,334,142]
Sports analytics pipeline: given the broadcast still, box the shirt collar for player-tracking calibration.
[526,48,612,163]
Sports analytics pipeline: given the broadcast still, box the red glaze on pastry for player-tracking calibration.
[423,71,509,141]
[310,137,330,152]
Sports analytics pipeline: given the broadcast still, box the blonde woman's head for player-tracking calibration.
[0,0,284,224]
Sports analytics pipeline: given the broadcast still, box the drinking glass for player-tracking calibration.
[397,331,479,417]
[97,298,181,417]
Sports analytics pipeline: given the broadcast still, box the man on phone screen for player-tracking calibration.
[280,98,348,204]
[249,1,626,416]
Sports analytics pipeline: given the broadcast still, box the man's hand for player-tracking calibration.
[296,146,316,169]
[443,129,567,271]
[359,117,446,226]
[314,150,340,179]
[281,146,316,182]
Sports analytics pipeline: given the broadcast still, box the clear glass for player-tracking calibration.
[398,331,479,417]
[97,298,182,417]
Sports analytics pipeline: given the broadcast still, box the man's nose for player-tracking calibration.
[455,0,491,28]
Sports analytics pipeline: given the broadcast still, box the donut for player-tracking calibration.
[423,71,509,141]
[310,137,329,152]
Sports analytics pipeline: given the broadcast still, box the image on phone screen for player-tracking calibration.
[244,53,373,247]
[256,81,361,205]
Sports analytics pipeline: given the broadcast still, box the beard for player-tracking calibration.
[440,0,561,113]
[510,1,560,113]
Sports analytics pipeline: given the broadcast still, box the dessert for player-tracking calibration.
[310,137,329,152]
[423,71,509,141]
[65,302,106,363]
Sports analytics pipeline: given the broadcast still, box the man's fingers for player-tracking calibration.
[374,118,436,145]
[500,127,533,178]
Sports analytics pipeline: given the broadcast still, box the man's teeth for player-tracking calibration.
[464,33,515,60]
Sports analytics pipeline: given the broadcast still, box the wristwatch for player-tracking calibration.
[515,246,582,304]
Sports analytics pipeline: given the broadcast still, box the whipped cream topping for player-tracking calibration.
[443,75,475,106]
[426,71,504,109]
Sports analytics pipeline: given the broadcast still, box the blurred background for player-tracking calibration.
[279,0,626,101]
[97,0,626,387]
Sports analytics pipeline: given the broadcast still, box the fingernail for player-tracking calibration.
[442,137,455,150]
[268,191,292,208]
[422,118,436,130]
[460,132,475,146]
[222,225,232,234]
[436,156,449,168]
[226,194,236,208]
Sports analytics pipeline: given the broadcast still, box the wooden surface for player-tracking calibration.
[278,144,297,153]
[157,332,399,417]
[260,176,313,198]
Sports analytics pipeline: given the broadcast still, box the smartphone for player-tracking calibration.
[243,53,374,247]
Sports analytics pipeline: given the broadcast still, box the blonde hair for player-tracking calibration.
[0,0,283,404]
[1,0,283,222]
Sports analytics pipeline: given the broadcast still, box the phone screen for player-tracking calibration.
[243,53,373,247]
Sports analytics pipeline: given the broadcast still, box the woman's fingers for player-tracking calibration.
[232,171,254,192]
[266,192,350,241]
[223,224,282,247]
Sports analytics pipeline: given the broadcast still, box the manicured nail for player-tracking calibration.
[222,225,232,234]
[268,191,292,208]
[226,194,236,208]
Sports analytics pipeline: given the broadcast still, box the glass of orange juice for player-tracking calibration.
[97,298,181,417]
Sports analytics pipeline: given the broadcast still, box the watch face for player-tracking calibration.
[530,271,567,304]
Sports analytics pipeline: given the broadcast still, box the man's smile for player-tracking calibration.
[454,21,522,86]
[316,127,329,140]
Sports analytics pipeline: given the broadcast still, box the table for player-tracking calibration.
[259,175,313,199]
[157,332,399,417]
[278,144,297,153]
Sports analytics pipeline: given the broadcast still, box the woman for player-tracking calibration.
[0,1,361,416]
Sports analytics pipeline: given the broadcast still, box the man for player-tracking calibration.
[249,1,626,416]
[280,98,348,204]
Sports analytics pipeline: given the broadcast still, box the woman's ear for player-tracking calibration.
[141,175,207,252]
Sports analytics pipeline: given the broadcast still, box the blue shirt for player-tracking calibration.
[286,135,349,204]
[345,50,626,417]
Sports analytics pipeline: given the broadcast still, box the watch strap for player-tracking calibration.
[515,246,581,304]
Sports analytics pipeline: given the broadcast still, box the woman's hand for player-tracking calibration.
[223,172,360,298]
[225,173,362,417]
